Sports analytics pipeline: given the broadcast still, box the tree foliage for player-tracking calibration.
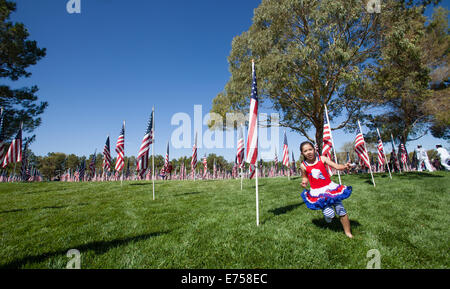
[0,0,48,142]
[211,0,385,151]
[364,5,448,143]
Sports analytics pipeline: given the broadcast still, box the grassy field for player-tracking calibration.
[0,171,449,269]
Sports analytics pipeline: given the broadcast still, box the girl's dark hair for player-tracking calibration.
[300,141,315,153]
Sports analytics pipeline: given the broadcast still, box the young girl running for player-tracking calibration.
[299,141,354,238]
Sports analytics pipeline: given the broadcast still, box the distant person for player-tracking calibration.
[436,144,450,171]
[432,158,441,171]
[299,141,354,238]
[415,145,433,172]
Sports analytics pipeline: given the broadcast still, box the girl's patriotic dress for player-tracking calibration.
[300,156,352,210]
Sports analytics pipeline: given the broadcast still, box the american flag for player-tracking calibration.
[103,136,112,173]
[399,142,408,168]
[164,142,169,173]
[115,122,125,172]
[232,157,238,178]
[354,125,370,168]
[282,131,290,167]
[249,164,256,179]
[89,150,97,177]
[291,151,296,175]
[202,154,207,178]
[79,159,86,182]
[322,113,332,156]
[191,132,197,178]
[274,149,278,174]
[246,60,258,165]
[1,125,22,168]
[136,113,154,176]
[180,162,185,180]
[0,107,7,163]
[237,125,245,169]
[390,135,400,171]
[377,133,385,167]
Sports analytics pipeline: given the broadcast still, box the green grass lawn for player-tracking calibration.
[0,172,449,269]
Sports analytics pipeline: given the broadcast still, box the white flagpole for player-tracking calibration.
[255,165,259,226]
[241,123,244,190]
[152,106,155,200]
[324,105,341,185]
[358,120,376,187]
[252,60,260,227]
[377,128,392,180]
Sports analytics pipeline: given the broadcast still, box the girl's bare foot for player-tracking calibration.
[340,215,353,238]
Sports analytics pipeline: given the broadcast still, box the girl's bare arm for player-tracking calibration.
[300,164,308,188]
[321,156,351,171]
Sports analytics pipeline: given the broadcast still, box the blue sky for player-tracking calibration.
[8,0,449,162]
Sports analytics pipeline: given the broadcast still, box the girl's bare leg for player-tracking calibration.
[340,214,353,238]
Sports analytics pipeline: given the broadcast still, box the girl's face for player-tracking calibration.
[301,144,315,161]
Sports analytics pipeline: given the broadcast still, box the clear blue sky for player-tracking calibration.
[8,0,448,162]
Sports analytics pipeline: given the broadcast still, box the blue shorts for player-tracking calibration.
[322,201,347,223]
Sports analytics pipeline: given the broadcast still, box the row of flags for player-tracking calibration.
[0,81,412,184]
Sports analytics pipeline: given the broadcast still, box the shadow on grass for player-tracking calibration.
[173,191,202,197]
[312,218,361,233]
[0,203,89,214]
[262,202,305,225]
[0,231,169,269]
[269,202,305,216]
[394,172,444,178]
[129,183,154,186]
[352,172,443,180]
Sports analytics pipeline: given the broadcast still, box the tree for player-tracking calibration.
[211,0,386,151]
[39,153,66,180]
[422,7,449,139]
[365,4,448,143]
[0,0,48,142]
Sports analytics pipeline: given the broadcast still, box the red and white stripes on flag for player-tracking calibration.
[246,60,258,165]
[249,164,256,179]
[322,114,332,157]
[202,154,207,177]
[282,131,290,167]
[136,113,154,176]
[377,135,385,167]
[191,132,198,177]
[0,107,7,163]
[400,143,408,165]
[354,125,370,168]
[237,125,245,169]
[164,141,169,173]
[2,125,22,168]
[103,136,112,172]
[115,122,125,172]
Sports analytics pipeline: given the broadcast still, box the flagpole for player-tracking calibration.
[241,123,244,190]
[152,106,155,200]
[377,128,392,180]
[324,105,341,185]
[358,120,375,187]
[240,167,243,190]
[121,120,125,187]
[255,165,259,226]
